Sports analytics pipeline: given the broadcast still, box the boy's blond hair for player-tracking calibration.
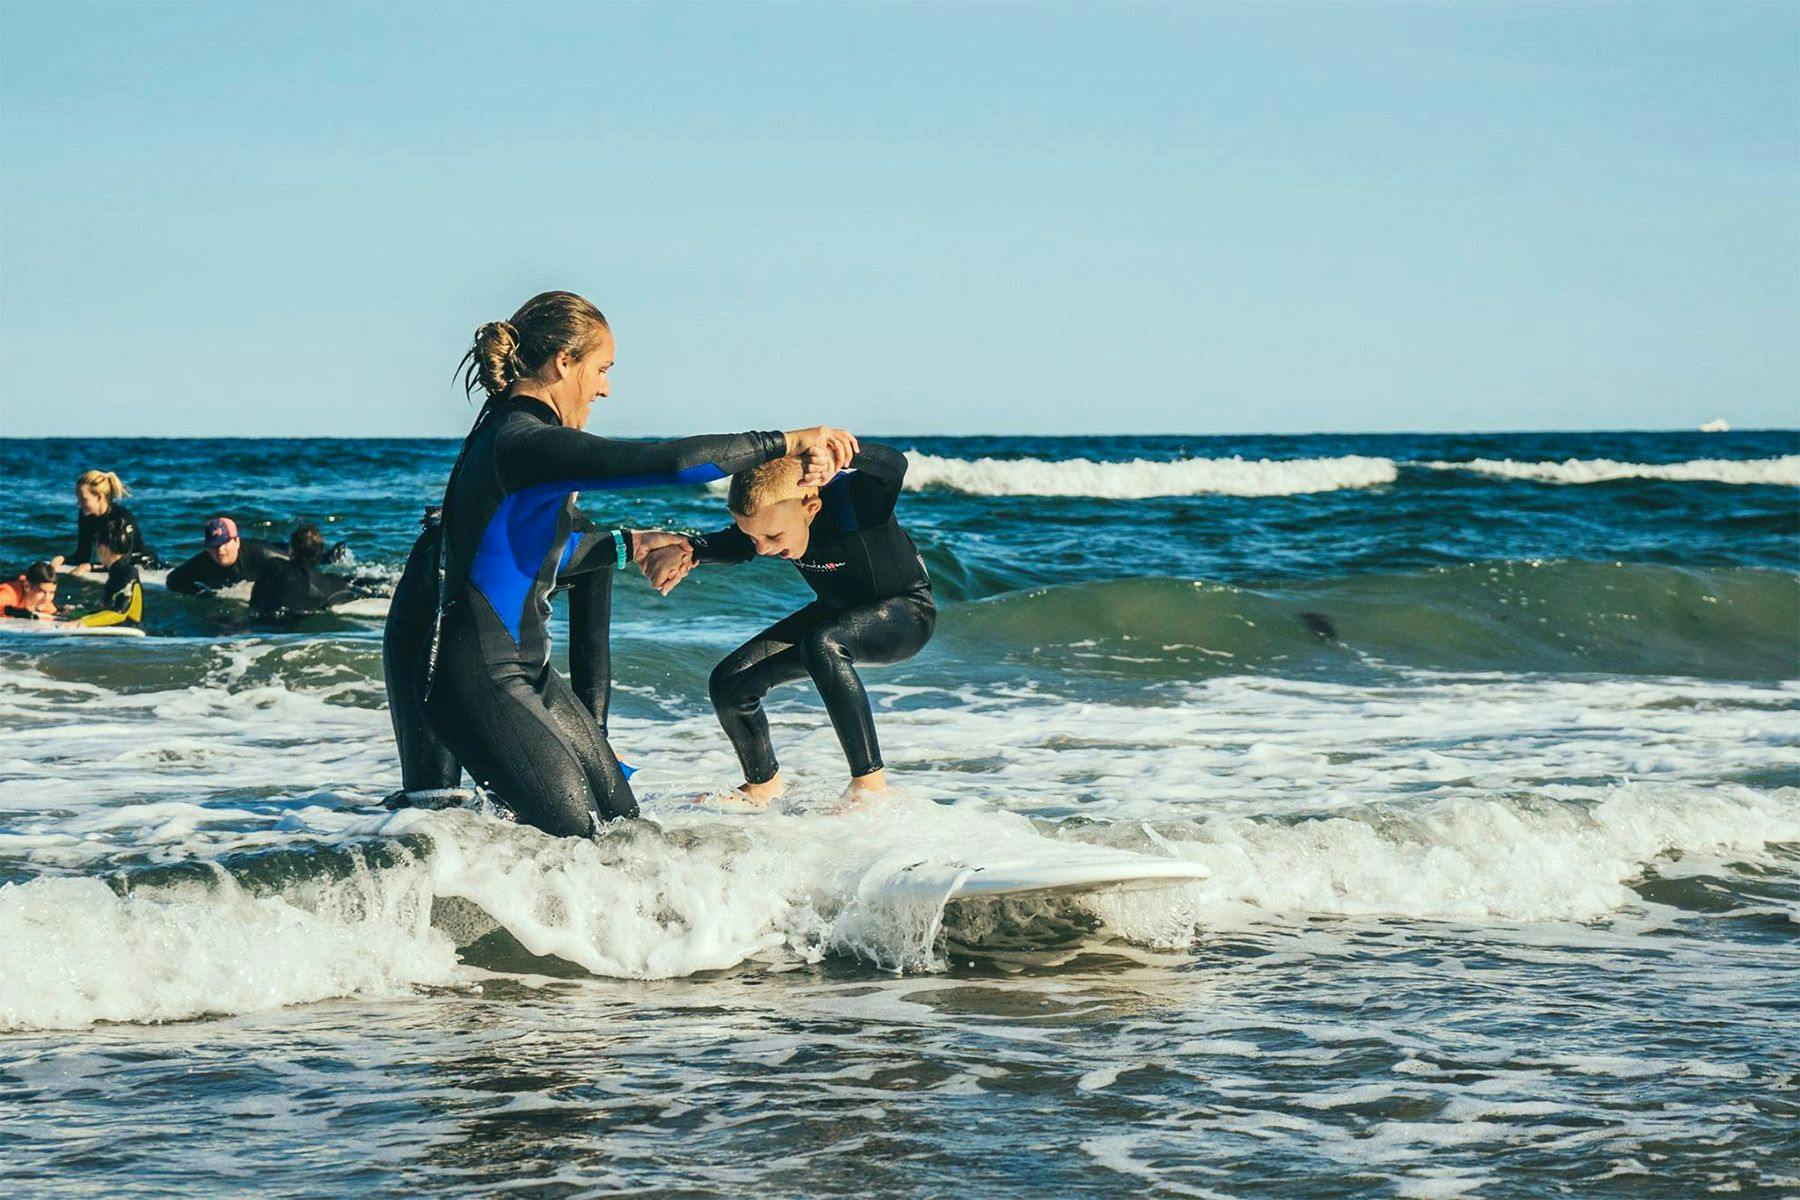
[727,458,815,516]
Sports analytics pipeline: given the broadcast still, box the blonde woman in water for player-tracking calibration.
[68,470,155,573]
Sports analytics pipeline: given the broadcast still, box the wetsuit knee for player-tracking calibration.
[710,657,768,714]
[535,796,599,840]
[707,659,735,710]
[798,625,853,676]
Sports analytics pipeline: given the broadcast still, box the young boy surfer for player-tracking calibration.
[641,443,934,802]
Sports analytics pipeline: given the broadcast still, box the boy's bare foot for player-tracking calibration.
[737,775,785,806]
[834,769,888,809]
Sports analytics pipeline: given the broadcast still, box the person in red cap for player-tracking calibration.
[165,516,290,597]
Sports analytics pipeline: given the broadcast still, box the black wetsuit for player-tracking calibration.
[410,396,787,837]
[249,556,354,617]
[387,510,626,791]
[71,503,156,567]
[386,516,462,794]
[165,538,287,596]
[70,558,144,628]
[691,443,935,784]
[383,510,619,796]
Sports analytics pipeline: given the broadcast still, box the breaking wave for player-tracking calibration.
[900,452,1399,497]
[1423,455,1800,487]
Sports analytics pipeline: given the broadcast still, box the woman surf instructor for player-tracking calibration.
[389,290,855,837]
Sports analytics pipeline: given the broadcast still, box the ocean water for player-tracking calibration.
[1,429,1797,1198]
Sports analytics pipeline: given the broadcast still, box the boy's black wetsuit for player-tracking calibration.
[71,503,156,568]
[690,443,934,784]
[166,538,287,596]
[249,556,355,617]
[407,396,787,837]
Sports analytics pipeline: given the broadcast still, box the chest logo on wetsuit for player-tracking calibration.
[796,560,846,572]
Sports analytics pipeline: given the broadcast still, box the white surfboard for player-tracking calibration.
[0,619,146,638]
[59,563,174,589]
[870,850,1209,903]
[332,596,392,619]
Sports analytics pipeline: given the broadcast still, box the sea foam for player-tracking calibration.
[898,453,1398,497]
[3,779,1794,1031]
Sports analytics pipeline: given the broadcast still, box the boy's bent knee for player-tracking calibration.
[709,661,753,710]
[798,626,851,671]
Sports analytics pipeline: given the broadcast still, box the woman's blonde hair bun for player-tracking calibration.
[460,292,609,400]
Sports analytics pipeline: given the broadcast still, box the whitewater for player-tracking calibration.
[2,428,1796,1198]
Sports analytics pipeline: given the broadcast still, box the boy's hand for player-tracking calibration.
[784,426,859,487]
[628,529,690,567]
[641,545,696,596]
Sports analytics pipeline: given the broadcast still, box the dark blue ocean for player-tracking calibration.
[1,430,1796,1198]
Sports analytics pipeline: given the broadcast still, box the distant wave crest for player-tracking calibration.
[1425,455,1800,486]
[902,453,1399,498]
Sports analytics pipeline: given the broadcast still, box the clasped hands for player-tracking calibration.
[630,530,697,596]
[627,425,855,597]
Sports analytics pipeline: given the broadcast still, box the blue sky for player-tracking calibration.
[1,1,1794,437]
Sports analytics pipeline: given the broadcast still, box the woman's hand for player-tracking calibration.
[628,529,691,567]
[640,544,696,596]
[784,427,859,487]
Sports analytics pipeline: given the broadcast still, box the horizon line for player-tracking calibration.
[3,427,1796,443]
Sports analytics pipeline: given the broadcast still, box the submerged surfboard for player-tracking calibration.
[0,619,146,638]
[872,852,1209,903]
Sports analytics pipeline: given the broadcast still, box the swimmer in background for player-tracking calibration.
[641,443,934,803]
[68,470,156,573]
[0,557,66,621]
[166,517,290,596]
[249,524,356,618]
[68,516,145,628]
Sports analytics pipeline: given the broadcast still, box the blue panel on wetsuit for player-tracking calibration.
[472,465,732,644]
[470,483,567,642]
[567,464,727,493]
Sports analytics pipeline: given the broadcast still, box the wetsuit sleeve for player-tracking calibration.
[242,540,287,575]
[120,507,151,563]
[556,509,631,580]
[165,553,209,595]
[498,424,787,494]
[689,525,757,564]
[319,571,357,607]
[846,442,908,524]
